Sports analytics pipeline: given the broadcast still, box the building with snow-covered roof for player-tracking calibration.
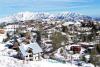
[68,44,81,53]
[62,22,74,26]
[74,21,81,26]
[4,24,19,32]
[19,42,43,61]
[42,39,53,52]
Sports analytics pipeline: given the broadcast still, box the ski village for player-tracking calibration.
[0,12,100,67]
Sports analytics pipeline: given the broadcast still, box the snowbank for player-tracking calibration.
[0,56,78,67]
[0,44,17,56]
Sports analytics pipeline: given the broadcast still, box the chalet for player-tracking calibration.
[19,42,43,61]
[42,39,53,52]
[27,27,37,32]
[62,22,74,26]
[4,24,19,32]
[95,35,100,44]
[69,45,81,53]
[78,27,92,32]
[74,21,81,27]
[71,46,81,54]
[30,32,37,42]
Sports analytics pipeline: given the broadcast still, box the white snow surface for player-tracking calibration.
[0,56,78,67]
[0,43,95,67]
[0,43,78,67]
[0,44,17,56]
[0,36,94,67]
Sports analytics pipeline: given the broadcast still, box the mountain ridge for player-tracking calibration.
[0,11,92,23]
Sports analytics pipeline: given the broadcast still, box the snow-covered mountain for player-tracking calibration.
[0,11,92,23]
[93,17,100,21]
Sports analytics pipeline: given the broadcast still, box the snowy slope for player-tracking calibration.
[0,43,77,67]
[0,11,92,23]
[0,43,78,67]
[0,42,95,67]
[0,56,79,67]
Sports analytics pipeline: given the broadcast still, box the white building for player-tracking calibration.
[4,24,19,32]
[62,22,74,26]
[19,42,43,61]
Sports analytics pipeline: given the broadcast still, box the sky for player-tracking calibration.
[0,0,100,18]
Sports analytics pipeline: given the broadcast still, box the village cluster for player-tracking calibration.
[0,19,100,67]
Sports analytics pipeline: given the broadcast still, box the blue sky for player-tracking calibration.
[0,0,100,18]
